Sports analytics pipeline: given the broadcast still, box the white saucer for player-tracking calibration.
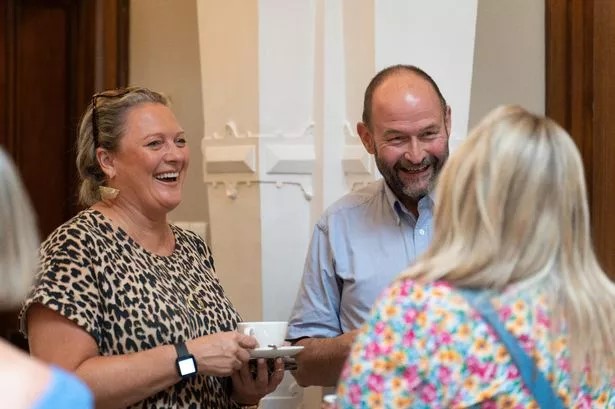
[249,346,304,359]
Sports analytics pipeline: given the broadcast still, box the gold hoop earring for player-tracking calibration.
[99,185,120,203]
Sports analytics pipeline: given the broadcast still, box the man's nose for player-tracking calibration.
[403,140,425,164]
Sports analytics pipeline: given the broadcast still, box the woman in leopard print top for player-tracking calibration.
[20,87,282,408]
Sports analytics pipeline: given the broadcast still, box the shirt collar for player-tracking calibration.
[383,180,435,225]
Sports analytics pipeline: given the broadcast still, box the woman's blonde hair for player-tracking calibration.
[0,147,39,308]
[400,105,615,381]
[76,86,169,206]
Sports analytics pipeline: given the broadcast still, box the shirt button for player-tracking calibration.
[419,229,425,235]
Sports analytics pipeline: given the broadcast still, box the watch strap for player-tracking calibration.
[174,341,190,358]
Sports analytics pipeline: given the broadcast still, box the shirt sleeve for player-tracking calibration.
[286,222,344,340]
[34,366,93,409]
[20,228,103,347]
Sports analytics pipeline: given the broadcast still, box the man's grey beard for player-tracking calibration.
[375,154,442,204]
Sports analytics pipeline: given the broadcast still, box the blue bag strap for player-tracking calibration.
[458,288,564,409]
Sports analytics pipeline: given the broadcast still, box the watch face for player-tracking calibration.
[178,357,197,376]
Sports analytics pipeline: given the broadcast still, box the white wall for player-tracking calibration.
[375,0,478,152]
[258,0,316,322]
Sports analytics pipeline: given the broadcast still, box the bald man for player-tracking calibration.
[287,65,451,387]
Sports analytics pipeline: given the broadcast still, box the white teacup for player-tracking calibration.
[237,321,288,348]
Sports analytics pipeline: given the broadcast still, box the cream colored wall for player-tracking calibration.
[129,0,209,223]
[196,0,263,321]
[468,0,545,128]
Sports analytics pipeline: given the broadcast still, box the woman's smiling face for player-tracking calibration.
[106,102,190,216]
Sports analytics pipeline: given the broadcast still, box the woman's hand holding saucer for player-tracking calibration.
[230,357,284,406]
[187,332,258,377]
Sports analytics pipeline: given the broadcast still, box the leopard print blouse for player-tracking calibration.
[21,209,242,408]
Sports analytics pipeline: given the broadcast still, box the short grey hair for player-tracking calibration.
[362,64,447,129]
[0,147,39,309]
[76,87,170,206]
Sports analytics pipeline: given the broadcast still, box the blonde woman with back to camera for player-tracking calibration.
[20,87,283,409]
[336,105,615,408]
[0,147,93,408]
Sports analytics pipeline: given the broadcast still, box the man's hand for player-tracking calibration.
[291,330,359,387]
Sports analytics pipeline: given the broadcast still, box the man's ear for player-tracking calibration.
[357,122,376,155]
[444,105,452,137]
[96,148,116,179]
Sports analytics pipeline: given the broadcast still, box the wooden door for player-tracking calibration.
[0,0,128,349]
[546,0,615,281]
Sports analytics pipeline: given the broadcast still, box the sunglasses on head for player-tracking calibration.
[91,88,132,147]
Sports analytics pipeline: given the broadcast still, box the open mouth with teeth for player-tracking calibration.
[154,172,179,182]
[399,164,430,174]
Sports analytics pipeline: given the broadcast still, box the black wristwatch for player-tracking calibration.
[174,341,198,379]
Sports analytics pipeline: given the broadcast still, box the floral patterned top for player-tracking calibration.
[336,279,614,408]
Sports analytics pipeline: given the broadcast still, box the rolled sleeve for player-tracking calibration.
[20,244,103,346]
[287,222,343,340]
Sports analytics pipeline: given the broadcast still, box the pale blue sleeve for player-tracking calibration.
[287,222,343,339]
[34,366,93,409]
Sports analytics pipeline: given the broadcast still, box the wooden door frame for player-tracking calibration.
[545,0,593,195]
[546,0,615,279]
[1,0,129,160]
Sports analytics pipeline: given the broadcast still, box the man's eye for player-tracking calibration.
[176,138,187,146]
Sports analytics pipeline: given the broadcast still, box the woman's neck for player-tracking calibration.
[92,200,175,256]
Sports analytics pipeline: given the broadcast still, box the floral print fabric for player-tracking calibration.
[336,280,614,408]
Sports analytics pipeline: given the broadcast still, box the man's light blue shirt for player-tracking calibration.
[287,179,434,339]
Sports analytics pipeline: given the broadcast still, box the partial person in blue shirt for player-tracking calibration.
[287,64,452,387]
[0,146,93,409]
